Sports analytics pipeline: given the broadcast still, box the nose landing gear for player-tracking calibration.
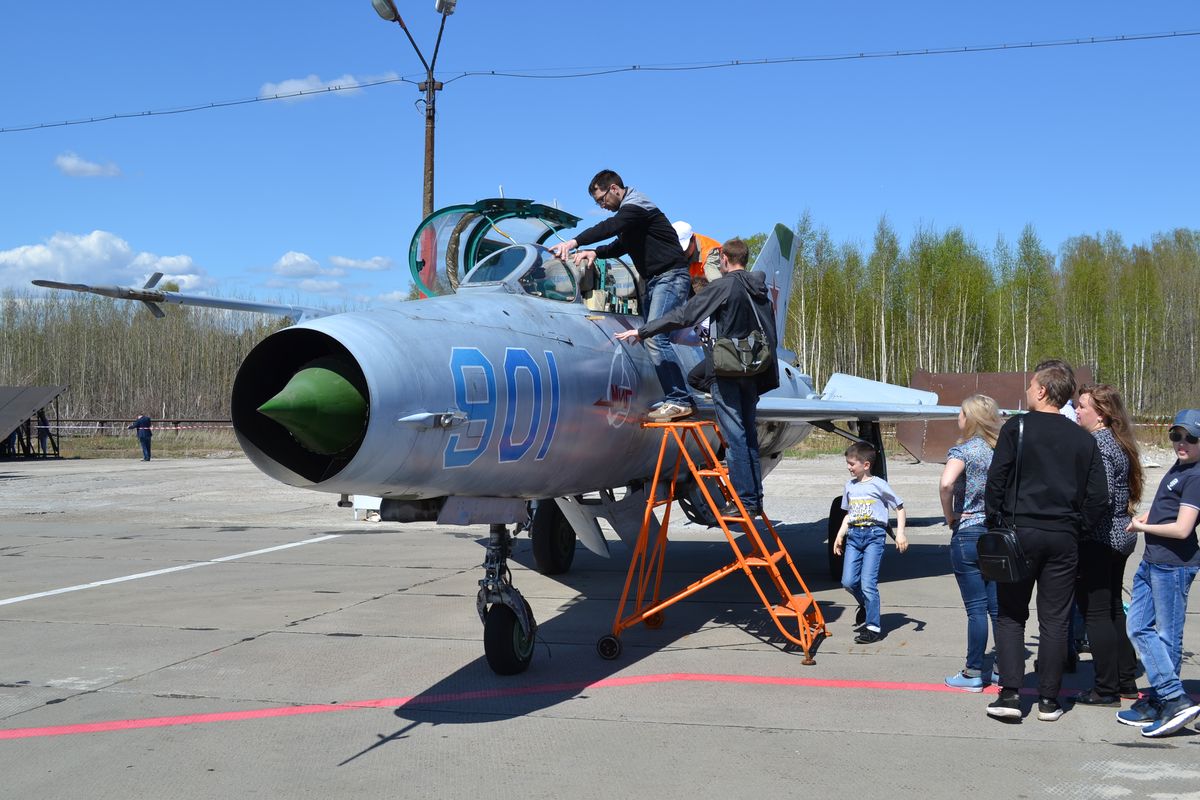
[477,523,537,674]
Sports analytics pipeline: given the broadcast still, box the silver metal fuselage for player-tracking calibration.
[233,285,813,500]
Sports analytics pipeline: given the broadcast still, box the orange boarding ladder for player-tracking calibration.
[596,419,828,664]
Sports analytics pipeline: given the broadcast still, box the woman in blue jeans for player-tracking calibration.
[938,395,1002,691]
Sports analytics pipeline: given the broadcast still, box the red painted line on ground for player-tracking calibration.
[0,673,1057,741]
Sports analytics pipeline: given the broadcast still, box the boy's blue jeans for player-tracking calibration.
[841,525,887,631]
[1127,559,1198,700]
[950,524,998,672]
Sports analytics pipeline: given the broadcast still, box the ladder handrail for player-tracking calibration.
[604,420,827,664]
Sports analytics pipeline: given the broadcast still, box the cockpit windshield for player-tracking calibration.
[463,245,577,303]
[407,199,580,298]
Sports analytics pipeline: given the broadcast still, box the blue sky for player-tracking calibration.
[2,2,1197,307]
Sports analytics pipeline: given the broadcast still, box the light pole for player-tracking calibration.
[371,0,456,219]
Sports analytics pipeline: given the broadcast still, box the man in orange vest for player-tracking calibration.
[672,221,722,283]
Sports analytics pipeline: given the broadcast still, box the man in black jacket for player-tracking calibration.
[616,239,779,516]
[551,170,693,420]
[983,359,1108,723]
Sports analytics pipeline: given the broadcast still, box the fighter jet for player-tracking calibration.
[35,197,959,675]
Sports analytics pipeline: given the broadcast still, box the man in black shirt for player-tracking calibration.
[983,359,1108,722]
[550,170,693,421]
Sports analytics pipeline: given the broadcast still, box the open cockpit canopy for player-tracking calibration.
[407,199,580,298]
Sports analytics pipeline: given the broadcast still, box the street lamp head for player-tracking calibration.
[435,0,456,14]
[371,0,400,22]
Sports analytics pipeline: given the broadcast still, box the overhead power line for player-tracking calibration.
[2,30,1196,134]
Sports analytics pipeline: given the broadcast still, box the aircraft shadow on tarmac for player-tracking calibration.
[338,515,957,764]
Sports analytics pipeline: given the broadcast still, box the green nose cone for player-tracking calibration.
[258,361,367,455]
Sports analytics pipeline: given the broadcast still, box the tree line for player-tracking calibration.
[0,291,284,420]
[2,218,1196,418]
[753,217,1198,416]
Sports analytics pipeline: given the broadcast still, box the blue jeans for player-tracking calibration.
[950,524,998,672]
[642,268,692,406]
[841,526,886,631]
[712,376,761,509]
[1126,559,1198,700]
[139,436,152,461]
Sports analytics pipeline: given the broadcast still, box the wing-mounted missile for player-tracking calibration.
[32,272,327,323]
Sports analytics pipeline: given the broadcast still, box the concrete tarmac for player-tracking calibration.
[1,455,1197,799]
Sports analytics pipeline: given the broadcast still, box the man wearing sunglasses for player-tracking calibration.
[1118,409,1200,736]
[550,170,694,421]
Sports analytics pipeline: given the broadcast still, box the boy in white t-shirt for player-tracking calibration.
[834,441,908,643]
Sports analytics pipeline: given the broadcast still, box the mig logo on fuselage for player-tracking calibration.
[602,341,639,428]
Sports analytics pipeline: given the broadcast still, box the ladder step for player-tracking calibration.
[695,469,726,478]
[771,594,814,618]
[744,551,786,567]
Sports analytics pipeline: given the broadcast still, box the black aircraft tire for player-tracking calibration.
[827,496,847,581]
[483,603,535,676]
[531,500,576,575]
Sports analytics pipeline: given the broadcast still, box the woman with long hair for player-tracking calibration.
[939,394,1003,691]
[1072,383,1144,705]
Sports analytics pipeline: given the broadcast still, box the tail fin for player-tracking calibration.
[750,223,795,346]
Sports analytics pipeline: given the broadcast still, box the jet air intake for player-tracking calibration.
[256,357,368,455]
[232,328,369,485]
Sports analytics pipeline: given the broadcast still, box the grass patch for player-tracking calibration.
[56,428,242,459]
[785,426,900,459]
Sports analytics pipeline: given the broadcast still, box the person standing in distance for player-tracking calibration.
[128,413,153,461]
[551,170,693,421]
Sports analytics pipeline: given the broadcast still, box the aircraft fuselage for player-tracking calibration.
[231,286,812,501]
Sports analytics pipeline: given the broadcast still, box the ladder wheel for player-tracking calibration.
[644,611,664,629]
[596,634,622,660]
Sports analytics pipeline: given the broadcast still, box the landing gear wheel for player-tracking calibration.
[644,611,664,629]
[827,496,847,581]
[531,500,576,575]
[484,602,536,675]
[596,634,622,660]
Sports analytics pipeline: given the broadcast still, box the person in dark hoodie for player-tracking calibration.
[551,170,694,421]
[615,238,779,516]
[128,413,153,461]
[983,359,1108,724]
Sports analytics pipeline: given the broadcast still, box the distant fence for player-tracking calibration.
[51,419,233,435]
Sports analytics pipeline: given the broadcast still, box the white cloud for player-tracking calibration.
[376,290,412,303]
[329,255,393,271]
[55,151,121,178]
[0,230,209,291]
[258,72,396,101]
[272,251,322,277]
[271,251,345,280]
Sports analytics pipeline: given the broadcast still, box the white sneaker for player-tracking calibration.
[646,402,695,421]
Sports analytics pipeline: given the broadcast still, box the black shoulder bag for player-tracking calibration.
[978,416,1033,583]
[711,276,771,377]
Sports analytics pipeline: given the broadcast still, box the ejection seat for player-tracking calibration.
[576,258,641,315]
